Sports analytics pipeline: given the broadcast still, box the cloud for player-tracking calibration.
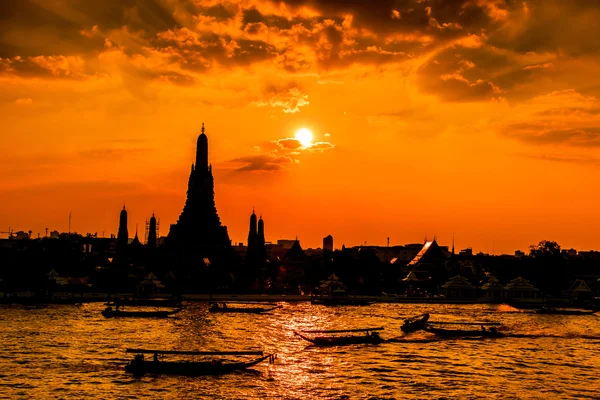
[255,87,309,113]
[519,153,600,167]
[229,154,294,172]
[15,98,33,106]
[276,138,302,150]
[502,90,600,147]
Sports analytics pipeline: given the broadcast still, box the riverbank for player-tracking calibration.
[0,291,577,307]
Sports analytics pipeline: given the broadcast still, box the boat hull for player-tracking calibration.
[102,309,180,318]
[401,313,430,333]
[209,306,280,314]
[125,355,270,376]
[536,309,595,315]
[310,298,374,306]
[295,332,384,346]
[425,327,504,338]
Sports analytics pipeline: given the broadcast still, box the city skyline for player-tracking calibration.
[2,1,600,254]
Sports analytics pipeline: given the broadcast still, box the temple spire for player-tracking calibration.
[196,124,208,169]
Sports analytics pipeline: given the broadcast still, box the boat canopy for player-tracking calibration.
[126,349,264,356]
[300,327,384,334]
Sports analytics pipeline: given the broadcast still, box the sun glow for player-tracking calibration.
[295,128,313,147]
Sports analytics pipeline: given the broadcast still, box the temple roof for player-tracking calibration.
[284,239,306,260]
[441,275,476,290]
[407,239,446,267]
[505,276,539,291]
[481,276,506,291]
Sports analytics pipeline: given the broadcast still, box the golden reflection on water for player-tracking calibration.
[0,302,599,399]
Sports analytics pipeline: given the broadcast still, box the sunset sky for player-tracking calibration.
[1,0,600,254]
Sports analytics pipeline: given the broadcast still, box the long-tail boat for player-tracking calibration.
[101,306,181,318]
[124,349,274,376]
[400,313,430,333]
[294,327,385,346]
[208,302,281,314]
[310,295,375,306]
[106,296,183,308]
[535,307,596,315]
[424,325,504,338]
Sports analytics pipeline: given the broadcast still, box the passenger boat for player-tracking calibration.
[208,302,281,314]
[294,327,385,346]
[535,307,596,315]
[400,313,430,333]
[424,326,504,338]
[124,349,274,376]
[101,306,181,318]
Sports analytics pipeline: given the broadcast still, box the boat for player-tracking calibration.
[106,296,183,308]
[294,327,385,346]
[208,302,281,314]
[535,307,596,315]
[124,349,274,376]
[101,306,181,318]
[424,326,504,338]
[310,295,375,306]
[401,313,430,333]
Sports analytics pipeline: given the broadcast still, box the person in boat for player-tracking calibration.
[489,327,497,334]
[153,353,159,363]
[223,303,227,309]
[481,325,486,332]
[371,332,381,340]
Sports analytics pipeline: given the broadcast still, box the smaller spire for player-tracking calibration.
[123,203,126,210]
[201,122,205,134]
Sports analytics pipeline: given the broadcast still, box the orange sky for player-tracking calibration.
[1,0,600,254]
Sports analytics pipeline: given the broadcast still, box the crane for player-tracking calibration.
[0,227,14,239]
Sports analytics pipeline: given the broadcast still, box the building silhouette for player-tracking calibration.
[116,205,128,259]
[146,213,158,250]
[323,235,333,252]
[246,210,266,266]
[167,124,231,257]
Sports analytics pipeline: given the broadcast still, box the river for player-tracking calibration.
[1,302,598,399]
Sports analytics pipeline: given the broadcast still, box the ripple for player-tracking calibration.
[0,302,599,399]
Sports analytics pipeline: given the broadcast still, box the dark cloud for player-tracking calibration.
[519,153,600,167]
[505,126,600,147]
[229,154,294,172]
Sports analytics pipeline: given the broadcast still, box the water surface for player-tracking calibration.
[1,302,599,399]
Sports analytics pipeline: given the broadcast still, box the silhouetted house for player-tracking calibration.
[481,276,506,299]
[441,275,477,298]
[318,273,346,295]
[275,239,306,293]
[167,124,232,260]
[137,272,164,297]
[568,279,593,299]
[505,276,539,299]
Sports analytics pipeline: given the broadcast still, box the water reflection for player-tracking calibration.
[0,302,599,399]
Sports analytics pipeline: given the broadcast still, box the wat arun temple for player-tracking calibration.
[166,124,232,259]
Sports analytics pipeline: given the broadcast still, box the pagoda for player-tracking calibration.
[167,124,231,257]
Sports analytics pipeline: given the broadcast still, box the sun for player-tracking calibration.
[295,128,313,147]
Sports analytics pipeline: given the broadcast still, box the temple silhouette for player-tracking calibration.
[166,124,231,259]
